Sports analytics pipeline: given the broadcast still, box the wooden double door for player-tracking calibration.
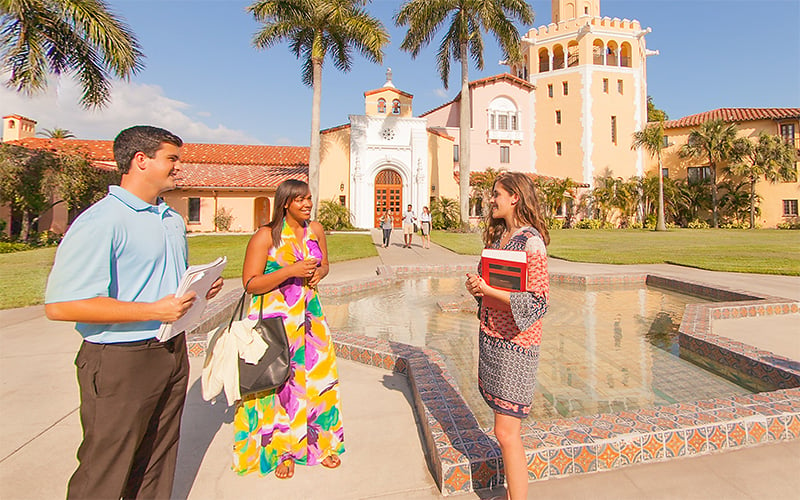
[374,169,402,228]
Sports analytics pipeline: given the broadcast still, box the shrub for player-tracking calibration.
[213,207,234,232]
[317,199,354,230]
[720,220,751,229]
[644,213,657,228]
[687,219,710,229]
[36,230,62,246]
[777,218,800,230]
[628,221,643,229]
[431,197,461,230]
[546,218,564,229]
[0,242,33,253]
[574,218,607,229]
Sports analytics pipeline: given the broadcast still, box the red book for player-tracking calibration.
[480,249,528,311]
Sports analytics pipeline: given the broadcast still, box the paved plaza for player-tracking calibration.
[1,229,798,499]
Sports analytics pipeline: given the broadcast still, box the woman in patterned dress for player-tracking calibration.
[465,172,549,500]
[238,179,345,479]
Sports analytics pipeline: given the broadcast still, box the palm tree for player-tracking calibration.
[249,0,388,219]
[470,167,501,216]
[1,0,143,108]
[38,127,75,139]
[679,119,740,228]
[631,121,667,231]
[395,0,534,229]
[727,132,798,229]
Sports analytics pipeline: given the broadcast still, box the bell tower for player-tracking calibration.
[552,0,600,23]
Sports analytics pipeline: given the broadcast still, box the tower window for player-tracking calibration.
[377,98,386,113]
[618,79,624,94]
[611,116,617,145]
[556,142,562,156]
[500,146,510,163]
[602,79,608,93]
[453,144,459,162]
[556,110,562,124]
[562,81,569,95]
[547,84,553,98]
[392,99,401,114]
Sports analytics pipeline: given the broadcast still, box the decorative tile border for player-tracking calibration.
[185,265,800,496]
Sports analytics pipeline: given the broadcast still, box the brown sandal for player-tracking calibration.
[275,459,295,479]
[321,454,341,469]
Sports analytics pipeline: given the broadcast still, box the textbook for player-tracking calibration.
[480,249,527,311]
[157,256,227,341]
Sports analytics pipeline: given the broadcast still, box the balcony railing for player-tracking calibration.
[488,129,524,142]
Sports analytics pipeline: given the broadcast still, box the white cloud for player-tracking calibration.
[0,76,261,145]
[433,88,449,99]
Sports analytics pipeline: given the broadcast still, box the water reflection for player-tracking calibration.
[324,278,752,428]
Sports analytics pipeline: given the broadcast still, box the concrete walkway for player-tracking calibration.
[0,229,798,499]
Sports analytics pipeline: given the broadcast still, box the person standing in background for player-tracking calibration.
[380,209,393,248]
[402,204,416,248]
[419,206,432,249]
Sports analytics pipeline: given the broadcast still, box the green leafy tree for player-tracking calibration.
[395,0,534,229]
[470,167,501,217]
[1,0,143,108]
[647,95,668,122]
[38,127,75,139]
[0,144,52,241]
[717,180,752,226]
[249,0,388,219]
[728,132,798,229]
[631,121,667,231]
[48,150,119,213]
[679,119,741,228]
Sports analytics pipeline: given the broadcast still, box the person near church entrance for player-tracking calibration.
[402,204,416,248]
[380,209,393,247]
[419,206,432,249]
[44,125,224,500]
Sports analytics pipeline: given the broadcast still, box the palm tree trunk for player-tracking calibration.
[458,42,471,230]
[20,209,31,242]
[710,165,718,228]
[749,178,756,229]
[656,153,666,231]
[309,56,323,220]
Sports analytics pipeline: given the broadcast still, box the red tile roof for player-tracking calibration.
[176,164,307,189]
[5,138,309,189]
[663,108,800,129]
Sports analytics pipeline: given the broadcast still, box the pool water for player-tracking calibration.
[323,277,752,429]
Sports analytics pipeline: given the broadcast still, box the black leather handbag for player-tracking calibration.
[232,282,292,396]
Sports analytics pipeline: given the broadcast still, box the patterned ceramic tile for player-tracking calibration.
[593,442,620,471]
[638,434,664,462]
[766,416,786,441]
[725,422,747,447]
[571,445,597,473]
[780,415,800,440]
[662,430,687,458]
[546,447,575,477]
[470,459,501,490]
[616,438,642,466]
[527,450,550,480]
[442,464,472,495]
[745,420,768,445]
[684,427,707,454]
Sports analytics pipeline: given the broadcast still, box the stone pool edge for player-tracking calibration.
[184,265,800,496]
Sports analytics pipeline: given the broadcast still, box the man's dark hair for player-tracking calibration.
[113,126,183,174]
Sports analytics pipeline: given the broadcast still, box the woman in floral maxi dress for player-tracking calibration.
[237,179,344,478]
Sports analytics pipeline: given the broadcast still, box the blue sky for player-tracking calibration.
[2,0,798,145]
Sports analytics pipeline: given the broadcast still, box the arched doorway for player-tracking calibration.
[254,197,270,229]
[374,169,402,227]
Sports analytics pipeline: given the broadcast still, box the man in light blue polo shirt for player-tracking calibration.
[45,126,222,500]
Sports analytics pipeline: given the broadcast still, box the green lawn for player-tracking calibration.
[0,232,376,310]
[431,229,800,276]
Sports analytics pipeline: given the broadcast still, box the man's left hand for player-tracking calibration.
[206,277,224,300]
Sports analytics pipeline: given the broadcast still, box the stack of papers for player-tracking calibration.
[157,256,227,341]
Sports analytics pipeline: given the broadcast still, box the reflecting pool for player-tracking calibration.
[323,277,752,429]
